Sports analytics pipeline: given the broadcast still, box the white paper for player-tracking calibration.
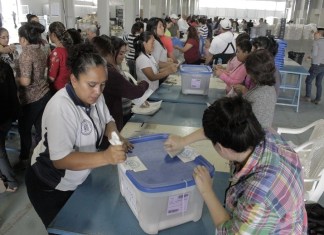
[132,89,154,106]
[191,79,201,88]
[177,146,199,163]
[167,193,189,215]
[109,131,122,145]
[122,156,147,172]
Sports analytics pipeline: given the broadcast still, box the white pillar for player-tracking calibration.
[142,0,151,19]
[97,0,110,36]
[64,0,75,29]
[124,0,138,33]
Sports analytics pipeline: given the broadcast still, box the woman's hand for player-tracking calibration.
[103,145,127,164]
[164,134,185,156]
[120,136,134,152]
[214,68,223,77]
[193,165,213,196]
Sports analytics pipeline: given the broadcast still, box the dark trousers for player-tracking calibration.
[0,120,17,188]
[18,92,51,160]
[126,59,137,80]
[25,166,73,228]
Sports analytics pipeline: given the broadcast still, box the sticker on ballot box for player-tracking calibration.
[167,193,190,216]
[191,79,202,89]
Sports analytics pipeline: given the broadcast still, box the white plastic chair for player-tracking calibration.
[277,119,324,203]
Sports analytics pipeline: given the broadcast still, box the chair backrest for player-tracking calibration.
[308,119,324,142]
[304,136,324,202]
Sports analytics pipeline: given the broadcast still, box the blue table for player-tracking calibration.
[130,102,208,127]
[149,83,224,105]
[48,165,230,235]
[277,62,310,112]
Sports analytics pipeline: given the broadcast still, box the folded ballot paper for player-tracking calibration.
[132,100,162,115]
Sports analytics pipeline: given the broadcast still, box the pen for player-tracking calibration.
[141,122,145,127]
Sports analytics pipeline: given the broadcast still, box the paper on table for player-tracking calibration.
[132,89,154,106]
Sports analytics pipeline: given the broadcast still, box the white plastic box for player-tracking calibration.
[180,65,213,95]
[118,134,215,234]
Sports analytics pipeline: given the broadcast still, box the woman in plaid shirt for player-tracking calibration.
[165,96,307,234]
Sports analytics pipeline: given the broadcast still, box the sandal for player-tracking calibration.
[0,178,6,193]
[6,186,18,192]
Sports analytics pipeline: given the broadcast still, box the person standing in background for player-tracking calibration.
[169,14,180,38]
[303,28,324,105]
[16,22,51,166]
[0,61,19,192]
[125,22,144,80]
[12,11,17,28]
[48,21,74,93]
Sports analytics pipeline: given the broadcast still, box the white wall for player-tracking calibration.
[20,0,48,15]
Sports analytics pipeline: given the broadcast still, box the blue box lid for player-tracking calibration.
[126,134,215,193]
[180,65,213,74]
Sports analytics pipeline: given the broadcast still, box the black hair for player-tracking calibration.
[48,22,74,48]
[236,32,250,44]
[18,22,45,44]
[203,96,265,152]
[252,36,278,57]
[133,31,154,59]
[146,17,165,49]
[110,36,127,62]
[236,39,252,53]
[91,36,114,59]
[67,43,107,79]
[26,14,38,23]
[131,22,144,35]
[199,18,206,24]
[245,49,276,86]
[66,28,82,45]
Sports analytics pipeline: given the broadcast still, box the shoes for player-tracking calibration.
[311,99,321,104]
[0,178,6,193]
[302,96,311,102]
[0,178,18,193]
[6,186,18,192]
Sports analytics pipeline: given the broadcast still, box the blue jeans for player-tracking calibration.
[305,64,324,101]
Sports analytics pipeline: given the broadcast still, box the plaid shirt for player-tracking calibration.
[217,129,308,234]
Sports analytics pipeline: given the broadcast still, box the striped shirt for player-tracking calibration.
[126,33,137,61]
[199,24,208,40]
[217,129,308,234]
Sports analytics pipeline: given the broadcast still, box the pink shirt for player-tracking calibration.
[220,56,248,93]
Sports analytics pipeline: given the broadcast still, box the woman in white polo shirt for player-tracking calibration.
[25,44,132,229]
[135,31,177,91]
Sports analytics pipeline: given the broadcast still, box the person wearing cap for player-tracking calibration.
[303,28,324,105]
[169,14,180,38]
[177,14,189,34]
[205,18,236,65]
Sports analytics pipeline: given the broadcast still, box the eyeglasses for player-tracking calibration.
[0,36,9,40]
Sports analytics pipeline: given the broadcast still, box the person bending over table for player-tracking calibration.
[25,44,133,229]
[174,26,200,65]
[164,96,307,234]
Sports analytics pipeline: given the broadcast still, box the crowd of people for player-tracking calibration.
[1,11,321,234]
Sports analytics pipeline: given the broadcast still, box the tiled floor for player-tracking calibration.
[1,41,324,235]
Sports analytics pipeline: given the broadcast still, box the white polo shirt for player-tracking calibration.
[209,31,236,55]
[152,40,168,63]
[136,53,159,91]
[31,84,114,191]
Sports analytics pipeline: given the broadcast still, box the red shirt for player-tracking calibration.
[184,38,200,64]
[48,47,71,91]
[160,35,174,56]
